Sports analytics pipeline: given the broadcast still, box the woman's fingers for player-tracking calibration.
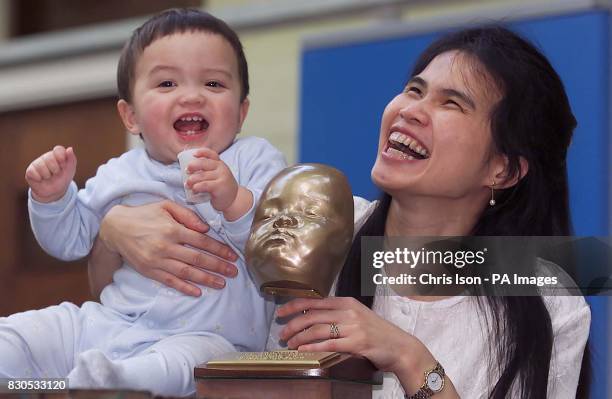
[277,297,358,317]
[169,244,236,283]
[280,309,346,341]
[163,200,239,277]
[297,338,352,353]
[149,267,202,297]
[133,244,230,293]
[162,200,209,234]
[287,323,332,348]
[276,298,328,316]
[166,201,238,263]
[177,226,238,263]
[287,323,357,351]
[99,200,239,293]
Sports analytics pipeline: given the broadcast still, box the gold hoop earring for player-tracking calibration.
[489,181,496,207]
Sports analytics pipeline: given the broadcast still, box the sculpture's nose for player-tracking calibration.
[273,214,298,228]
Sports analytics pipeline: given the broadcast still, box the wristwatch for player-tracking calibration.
[405,362,445,399]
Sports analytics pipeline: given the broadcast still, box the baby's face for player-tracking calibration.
[121,31,248,164]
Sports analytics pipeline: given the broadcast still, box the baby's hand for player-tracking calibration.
[185,147,239,212]
[25,145,77,203]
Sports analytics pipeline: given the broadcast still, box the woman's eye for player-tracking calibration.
[444,99,463,111]
[405,86,422,96]
[158,81,175,88]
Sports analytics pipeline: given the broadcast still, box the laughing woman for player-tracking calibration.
[92,26,590,398]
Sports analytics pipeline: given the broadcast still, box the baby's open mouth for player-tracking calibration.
[173,115,209,135]
[387,131,430,160]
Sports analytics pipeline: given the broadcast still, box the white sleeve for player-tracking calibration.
[353,196,375,236]
[545,295,591,398]
[28,160,124,261]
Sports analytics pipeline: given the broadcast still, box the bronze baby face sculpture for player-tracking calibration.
[245,164,354,298]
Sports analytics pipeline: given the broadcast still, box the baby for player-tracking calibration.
[1,8,286,396]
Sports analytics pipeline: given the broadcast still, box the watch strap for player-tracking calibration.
[404,362,445,399]
[405,389,432,399]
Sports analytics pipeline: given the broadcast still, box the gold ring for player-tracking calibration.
[330,322,340,339]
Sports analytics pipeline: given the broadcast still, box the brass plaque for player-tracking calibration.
[206,350,340,370]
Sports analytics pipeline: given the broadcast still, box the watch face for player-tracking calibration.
[427,371,444,392]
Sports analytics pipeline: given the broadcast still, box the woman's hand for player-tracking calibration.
[98,200,239,296]
[278,297,418,371]
[277,297,459,397]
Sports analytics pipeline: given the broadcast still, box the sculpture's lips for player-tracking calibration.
[260,230,295,247]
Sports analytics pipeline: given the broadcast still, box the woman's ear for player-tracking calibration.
[117,100,141,136]
[490,155,529,189]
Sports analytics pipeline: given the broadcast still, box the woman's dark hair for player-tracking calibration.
[117,8,249,103]
[337,26,589,399]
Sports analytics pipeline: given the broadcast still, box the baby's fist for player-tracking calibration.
[25,146,77,203]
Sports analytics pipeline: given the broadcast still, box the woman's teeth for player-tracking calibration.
[389,131,429,157]
[388,147,416,160]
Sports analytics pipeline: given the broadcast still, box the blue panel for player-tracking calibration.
[300,32,439,199]
[511,13,610,236]
[510,16,610,398]
[300,10,609,398]
[587,296,609,398]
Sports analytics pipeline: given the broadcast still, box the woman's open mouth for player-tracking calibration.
[385,131,430,160]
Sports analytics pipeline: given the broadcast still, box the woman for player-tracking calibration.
[92,26,590,398]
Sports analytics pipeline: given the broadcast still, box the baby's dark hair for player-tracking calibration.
[117,8,249,103]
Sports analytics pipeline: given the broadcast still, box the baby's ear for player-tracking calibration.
[237,98,250,133]
[493,155,529,189]
[117,100,140,135]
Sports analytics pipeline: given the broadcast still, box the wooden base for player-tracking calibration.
[195,353,382,399]
[196,379,372,399]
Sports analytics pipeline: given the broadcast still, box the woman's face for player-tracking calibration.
[371,51,503,202]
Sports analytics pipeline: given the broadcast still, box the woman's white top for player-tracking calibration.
[267,198,591,398]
